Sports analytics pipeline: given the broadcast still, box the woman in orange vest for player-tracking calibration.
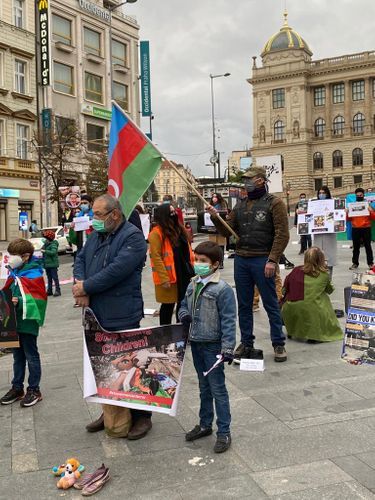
[149,204,195,325]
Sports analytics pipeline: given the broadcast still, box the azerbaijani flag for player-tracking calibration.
[108,103,163,217]
[4,265,47,326]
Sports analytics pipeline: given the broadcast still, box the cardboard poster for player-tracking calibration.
[0,289,18,348]
[140,214,151,239]
[342,273,375,365]
[255,155,283,193]
[348,201,370,217]
[83,308,187,416]
[297,199,346,235]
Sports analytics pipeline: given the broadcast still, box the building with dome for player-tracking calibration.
[249,12,375,199]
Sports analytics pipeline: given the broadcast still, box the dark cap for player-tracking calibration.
[242,166,268,180]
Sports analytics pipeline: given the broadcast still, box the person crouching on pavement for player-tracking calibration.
[42,230,61,297]
[178,241,236,453]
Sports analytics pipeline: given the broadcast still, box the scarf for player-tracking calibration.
[247,186,267,200]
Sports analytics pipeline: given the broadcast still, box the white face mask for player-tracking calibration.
[7,255,24,269]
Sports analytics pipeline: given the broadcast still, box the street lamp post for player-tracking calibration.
[209,72,230,180]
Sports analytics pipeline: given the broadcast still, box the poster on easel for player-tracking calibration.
[0,289,18,348]
[297,199,346,235]
[342,272,375,365]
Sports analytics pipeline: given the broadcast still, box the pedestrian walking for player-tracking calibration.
[148,203,194,326]
[0,239,47,407]
[179,241,236,453]
[313,186,337,279]
[42,230,61,297]
[281,247,343,343]
[207,166,289,363]
[73,194,151,440]
[348,187,375,270]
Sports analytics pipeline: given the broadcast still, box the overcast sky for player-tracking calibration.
[123,0,375,177]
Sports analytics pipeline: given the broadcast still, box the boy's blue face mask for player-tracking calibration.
[80,203,90,213]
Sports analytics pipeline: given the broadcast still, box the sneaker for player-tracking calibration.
[0,387,24,405]
[214,434,231,453]
[274,346,287,363]
[185,425,213,442]
[233,346,263,364]
[20,389,42,407]
[349,264,359,270]
[47,291,53,296]
[233,343,246,358]
[53,290,61,297]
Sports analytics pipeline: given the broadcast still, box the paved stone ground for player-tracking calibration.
[1,230,375,499]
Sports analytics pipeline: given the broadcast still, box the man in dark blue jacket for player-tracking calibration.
[73,194,151,439]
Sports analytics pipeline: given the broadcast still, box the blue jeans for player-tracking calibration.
[191,341,231,436]
[234,255,285,347]
[12,333,41,391]
[46,267,60,293]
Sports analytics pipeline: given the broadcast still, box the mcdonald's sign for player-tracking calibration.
[37,0,51,86]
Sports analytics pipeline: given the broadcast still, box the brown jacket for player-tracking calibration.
[212,196,289,263]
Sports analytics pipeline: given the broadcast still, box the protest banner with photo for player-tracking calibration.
[342,272,375,365]
[58,186,81,211]
[83,308,187,416]
[297,199,346,235]
[0,289,18,348]
[0,252,10,280]
[255,155,282,193]
[348,201,370,217]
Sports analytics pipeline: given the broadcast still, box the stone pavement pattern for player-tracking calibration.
[1,230,375,499]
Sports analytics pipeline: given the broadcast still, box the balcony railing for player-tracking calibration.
[0,157,7,167]
[17,160,33,169]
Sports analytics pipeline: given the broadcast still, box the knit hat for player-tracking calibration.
[43,230,55,241]
[242,166,268,180]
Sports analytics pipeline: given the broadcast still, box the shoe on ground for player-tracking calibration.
[0,387,24,405]
[274,345,287,362]
[349,264,359,270]
[81,467,110,496]
[185,424,213,442]
[234,343,246,358]
[54,290,61,297]
[307,339,323,344]
[47,291,53,296]
[86,413,104,432]
[74,463,107,490]
[233,346,264,364]
[214,434,231,453]
[127,417,152,440]
[20,389,42,407]
[253,305,260,312]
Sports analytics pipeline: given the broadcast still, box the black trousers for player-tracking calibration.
[300,235,312,252]
[159,302,180,325]
[352,227,374,266]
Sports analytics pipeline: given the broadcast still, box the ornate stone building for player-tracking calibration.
[249,12,375,199]
[153,160,197,207]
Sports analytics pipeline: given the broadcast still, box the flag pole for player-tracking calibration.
[111,101,239,240]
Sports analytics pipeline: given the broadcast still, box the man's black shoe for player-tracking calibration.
[214,434,231,453]
[233,346,263,364]
[185,425,212,442]
[20,389,42,407]
[0,387,24,405]
[54,290,61,297]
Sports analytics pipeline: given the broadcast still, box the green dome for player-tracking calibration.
[262,12,311,57]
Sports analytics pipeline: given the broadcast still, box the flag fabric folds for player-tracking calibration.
[108,104,163,217]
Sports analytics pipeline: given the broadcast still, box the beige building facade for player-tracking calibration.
[0,0,40,241]
[250,12,375,201]
[153,160,197,207]
[227,150,252,177]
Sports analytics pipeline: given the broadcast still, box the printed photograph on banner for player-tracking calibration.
[334,199,346,210]
[298,223,309,235]
[297,200,308,214]
[0,289,19,348]
[334,220,345,233]
[348,201,370,217]
[83,309,187,415]
[255,155,282,193]
[0,252,10,280]
[349,273,375,312]
[314,216,325,228]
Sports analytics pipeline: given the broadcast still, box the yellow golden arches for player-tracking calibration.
[38,0,48,11]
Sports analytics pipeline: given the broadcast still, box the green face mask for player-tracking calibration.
[194,263,211,277]
[92,218,107,233]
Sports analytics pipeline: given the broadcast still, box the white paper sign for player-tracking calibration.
[240,358,265,372]
[348,202,369,217]
[204,212,215,227]
[255,155,282,193]
[140,214,151,239]
[73,215,91,231]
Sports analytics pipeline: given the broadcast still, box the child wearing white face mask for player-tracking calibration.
[0,239,47,407]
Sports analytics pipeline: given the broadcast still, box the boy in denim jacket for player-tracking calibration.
[179,241,236,453]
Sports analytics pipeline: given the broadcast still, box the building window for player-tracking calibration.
[13,0,24,28]
[313,152,323,170]
[0,120,4,156]
[333,115,345,135]
[14,59,26,94]
[373,148,375,165]
[16,124,28,159]
[332,150,343,168]
[112,40,127,66]
[55,116,76,144]
[352,148,363,166]
[0,52,4,87]
[85,72,103,103]
[314,86,325,106]
[84,27,101,56]
[334,176,342,188]
[273,120,285,141]
[314,178,323,191]
[272,88,285,109]
[352,80,365,101]
[373,79,375,98]
[52,15,72,45]
[332,83,344,104]
[113,82,128,111]
[353,112,365,134]
[354,174,363,185]
[53,62,74,95]
[314,118,325,138]
[86,123,105,152]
